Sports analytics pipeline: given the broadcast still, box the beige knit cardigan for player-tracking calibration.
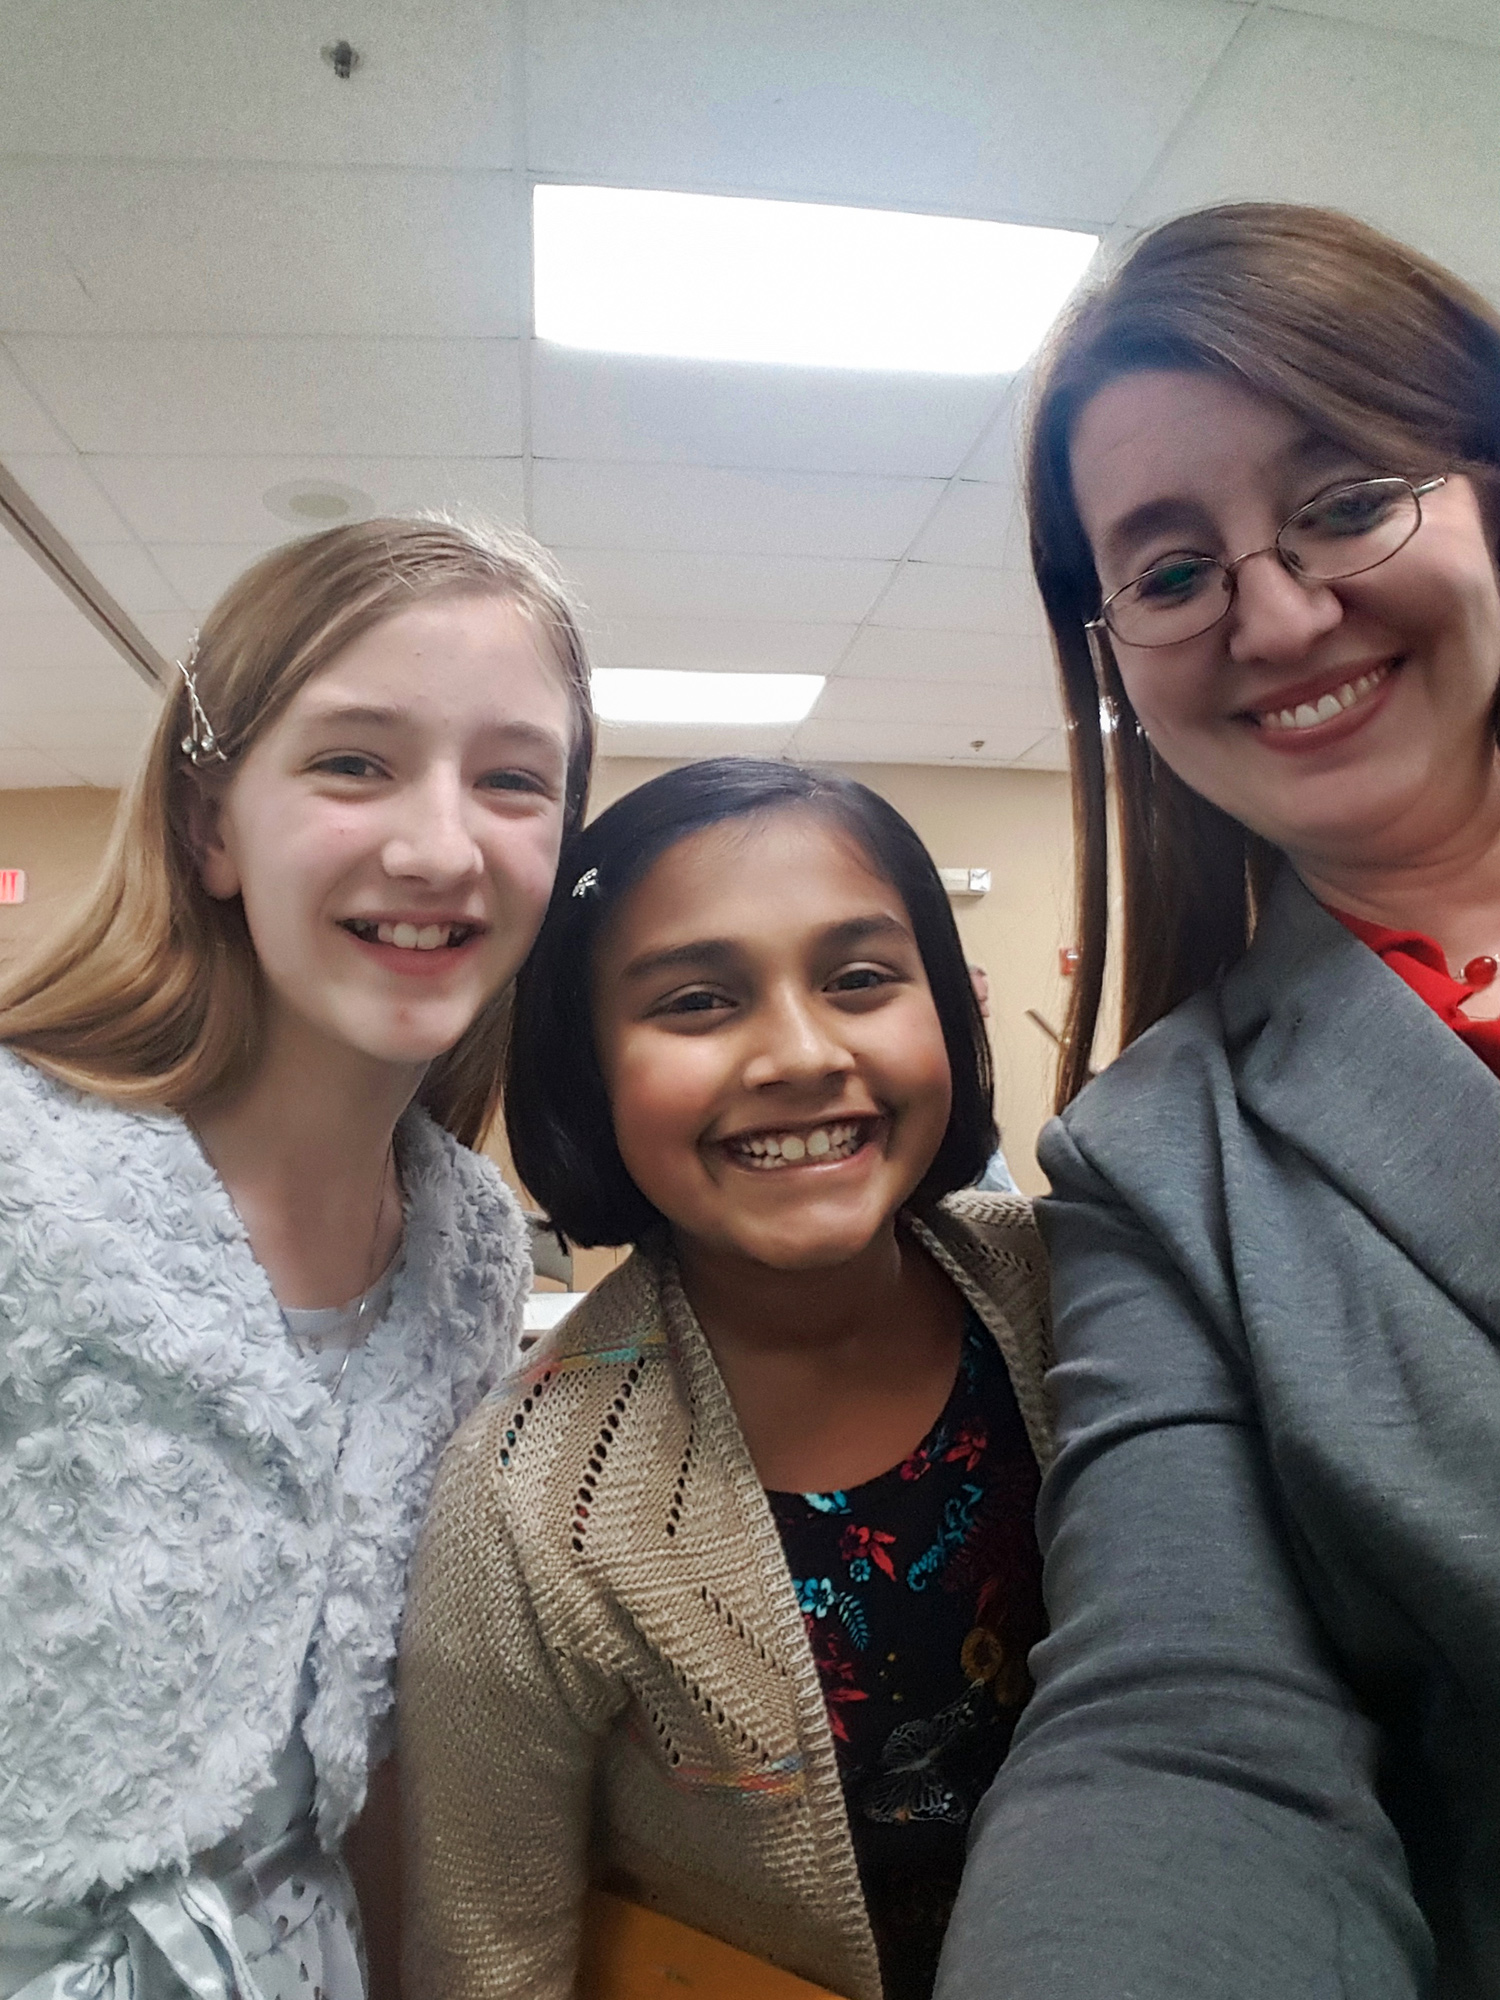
[400,1191,1053,2000]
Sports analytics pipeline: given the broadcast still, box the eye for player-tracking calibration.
[479,768,555,797]
[1291,481,1401,539]
[650,986,735,1021]
[1129,555,1219,608]
[312,752,386,780]
[827,963,899,996]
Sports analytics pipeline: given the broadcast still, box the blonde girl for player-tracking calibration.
[0,518,593,2000]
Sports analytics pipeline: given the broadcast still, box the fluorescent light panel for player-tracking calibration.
[534,185,1098,374]
[592,669,824,726]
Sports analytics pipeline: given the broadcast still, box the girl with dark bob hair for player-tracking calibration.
[935,206,1500,2000]
[401,758,1053,2000]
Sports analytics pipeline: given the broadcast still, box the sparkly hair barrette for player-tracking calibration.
[176,643,228,768]
[571,867,601,899]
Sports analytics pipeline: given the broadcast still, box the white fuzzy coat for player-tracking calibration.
[0,1046,528,1913]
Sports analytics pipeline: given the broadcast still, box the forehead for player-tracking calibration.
[611,807,905,945]
[1069,368,1337,556]
[290,592,571,723]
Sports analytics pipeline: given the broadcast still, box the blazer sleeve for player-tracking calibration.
[934,1118,1433,2000]
[399,1413,606,2000]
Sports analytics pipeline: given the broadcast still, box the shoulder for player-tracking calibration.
[438,1247,676,1498]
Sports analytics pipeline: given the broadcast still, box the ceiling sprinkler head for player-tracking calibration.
[321,40,359,79]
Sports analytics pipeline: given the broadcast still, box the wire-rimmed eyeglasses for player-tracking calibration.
[1086,476,1447,651]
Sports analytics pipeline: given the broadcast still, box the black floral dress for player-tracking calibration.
[767,1311,1045,2000]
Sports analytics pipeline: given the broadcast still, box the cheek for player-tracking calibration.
[605,1037,718,1188]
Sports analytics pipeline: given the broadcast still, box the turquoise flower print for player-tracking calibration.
[797,1576,836,1617]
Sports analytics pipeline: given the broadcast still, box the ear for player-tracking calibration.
[182,770,242,901]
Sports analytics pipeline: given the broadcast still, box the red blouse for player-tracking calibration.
[1331,907,1500,1080]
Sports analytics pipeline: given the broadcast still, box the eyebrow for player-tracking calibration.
[297,704,567,758]
[619,911,912,984]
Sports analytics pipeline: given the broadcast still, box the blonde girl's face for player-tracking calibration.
[592,808,954,1273]
[195,592,573,1075]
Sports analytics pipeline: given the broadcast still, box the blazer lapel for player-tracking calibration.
[1222,866,1500,1333]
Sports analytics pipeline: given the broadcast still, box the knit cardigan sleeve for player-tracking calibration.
[400,1398,616,2000]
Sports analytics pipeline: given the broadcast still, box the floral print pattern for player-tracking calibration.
[768,1311,1044,2000]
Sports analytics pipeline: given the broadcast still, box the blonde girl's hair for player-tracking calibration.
[1023,202,1500,1110]
[0,516,597,1147]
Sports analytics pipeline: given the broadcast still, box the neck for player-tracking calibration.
[191,1010,424,1308]
[1293,761,1500,966]
[675,1220,908,1362]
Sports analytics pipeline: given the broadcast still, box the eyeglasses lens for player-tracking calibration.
[1279,479,1418,581]
[1104,479,1421,647]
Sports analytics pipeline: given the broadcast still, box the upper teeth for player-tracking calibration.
[1259,666,1388,732]
[353,920,464,950]
[730,1121,864,1167]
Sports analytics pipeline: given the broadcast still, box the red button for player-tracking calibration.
[1462,955,1498,989]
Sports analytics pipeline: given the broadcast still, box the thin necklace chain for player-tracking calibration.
[327,1138,398,1398]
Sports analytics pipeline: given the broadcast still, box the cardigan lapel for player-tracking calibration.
[1222,867,1500,1335]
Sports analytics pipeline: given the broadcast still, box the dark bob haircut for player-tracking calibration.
[505,758,997,1248]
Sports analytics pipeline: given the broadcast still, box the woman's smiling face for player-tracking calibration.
[1070,368,1500,878]
[591,807,953,1273]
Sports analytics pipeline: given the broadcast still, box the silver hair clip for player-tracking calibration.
[176,645,227,768]
[571,867,600,899]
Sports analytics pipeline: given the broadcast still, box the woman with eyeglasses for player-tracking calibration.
[934,204,1500,2000]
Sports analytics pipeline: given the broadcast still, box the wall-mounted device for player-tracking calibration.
[939,867,991,898]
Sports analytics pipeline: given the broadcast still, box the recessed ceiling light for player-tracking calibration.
[534,185,1098,374]
[262,480,373,526]
[592,669,824,726]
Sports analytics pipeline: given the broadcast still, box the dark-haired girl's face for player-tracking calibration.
[592,808,952,1273]
[1071,368,1500,881]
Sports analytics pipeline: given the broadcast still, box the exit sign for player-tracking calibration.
[0,870,26,905]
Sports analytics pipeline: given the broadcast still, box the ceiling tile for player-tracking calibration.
[527,0,1247,224]
[907,480,1026,568]
[0,539,73,614]
[1011,728,1069,770]
[7,339,524,457]
[0,605,147,680]
[0,165,524,338]
[586,617,856,673]
[533,461,943,559]
[786,715,1042,764]
[5,455,133,544]
[1126,10,1500,301]
[561,548,893,624]
[838,625,1055,684]
[531,348,1006,478]
[812,675,1061,730]
[73,544,184,616]
[2,0,517,167]
[0,742,80,787]
[0,346,71,452]
[1273,0,1500,52]
[873,561,1048,633]
[87,455,526,544]
[597,720,796,762]
[149,544,286,613]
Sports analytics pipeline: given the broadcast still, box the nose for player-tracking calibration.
[380,766,484,886]
[1225,548,1345,666]
[740,986,856,1093]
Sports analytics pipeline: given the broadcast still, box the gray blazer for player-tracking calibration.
[937,869,1500,2000]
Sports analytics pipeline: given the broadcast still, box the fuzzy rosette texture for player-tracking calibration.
[0,1047,527,1911]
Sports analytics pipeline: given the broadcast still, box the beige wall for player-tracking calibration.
[0,787,120,969]
[0,758,1075,1205]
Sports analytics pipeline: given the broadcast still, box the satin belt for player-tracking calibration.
[3,1821,323,2000]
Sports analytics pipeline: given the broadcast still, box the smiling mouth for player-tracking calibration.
[341,918,482,952]
[1250,661,1394,733]
[720,1117,878,1170]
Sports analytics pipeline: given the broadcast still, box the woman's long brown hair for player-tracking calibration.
[1026,202,1500,1108]
[0,517,596,1147]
